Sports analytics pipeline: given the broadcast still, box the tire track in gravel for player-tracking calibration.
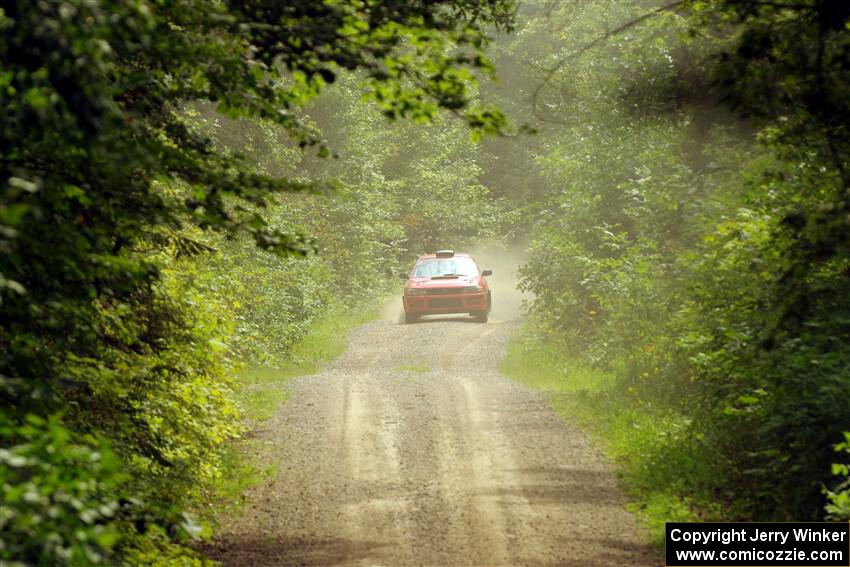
[204,311,659,566]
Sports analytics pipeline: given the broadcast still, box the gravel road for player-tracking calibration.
[205,308,658,566]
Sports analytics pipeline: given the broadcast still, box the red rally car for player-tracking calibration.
[400,250,492,324]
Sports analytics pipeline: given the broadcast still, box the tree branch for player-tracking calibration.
[531,0,686,126]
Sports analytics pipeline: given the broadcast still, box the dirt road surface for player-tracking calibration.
[206,306,658,566]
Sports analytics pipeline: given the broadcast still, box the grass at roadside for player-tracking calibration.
[208,300,383,517]
[235,301,382,422]
[499,328,721,547]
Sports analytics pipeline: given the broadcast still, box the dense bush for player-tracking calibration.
[0,0,515,562]
[826,433,850,520]
[514,0,850,521]
[0,413,124,565]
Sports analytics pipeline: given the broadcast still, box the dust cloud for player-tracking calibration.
[468,242,530,322]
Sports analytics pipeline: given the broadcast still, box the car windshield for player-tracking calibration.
[412,257,478,278]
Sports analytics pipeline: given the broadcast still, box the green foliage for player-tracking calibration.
[1,259,240,565]
[513,0,850,524]
[0,413,124,565]
[677,0,850,519]
[306,76,508,256]
[825,433,850,520]
[206,236,336,363]
[0,0,516,561]
[61,255,244,511]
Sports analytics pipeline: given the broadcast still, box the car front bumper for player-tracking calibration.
[403,291,489,315]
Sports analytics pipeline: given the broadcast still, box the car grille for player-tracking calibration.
[425,287,460,295]
[428,297,464,308]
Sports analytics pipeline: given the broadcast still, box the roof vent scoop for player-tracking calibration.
[435,249,455,258]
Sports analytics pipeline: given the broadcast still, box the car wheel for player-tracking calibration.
[404,312,419,324]
[473,311,488,323]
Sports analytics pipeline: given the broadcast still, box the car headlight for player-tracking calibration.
[463,286,483,293]
[405,288,426,296]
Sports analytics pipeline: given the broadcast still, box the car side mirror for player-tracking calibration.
[399,272,409,280]
[482,269,493,277]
